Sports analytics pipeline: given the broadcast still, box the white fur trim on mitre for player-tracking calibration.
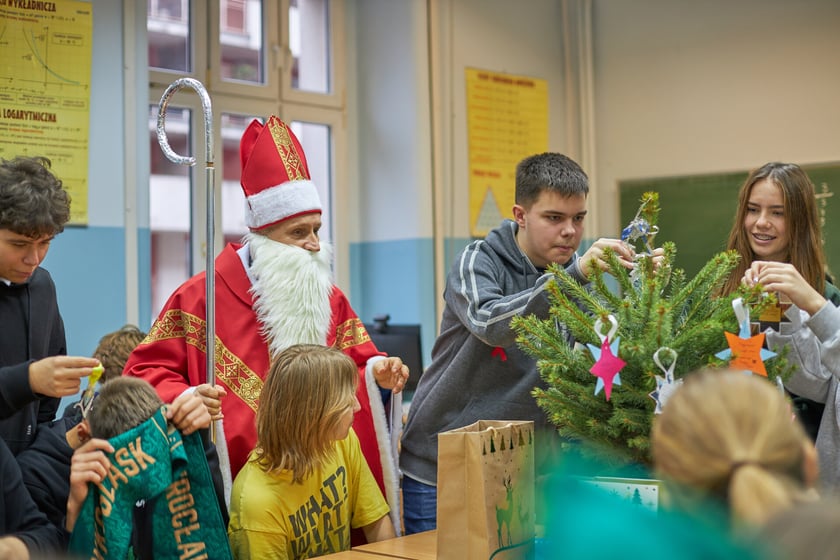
[366,356,404,536]
[246,179,321,229]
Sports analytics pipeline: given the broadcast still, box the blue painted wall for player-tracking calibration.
[48,226,127,357]
[46,226,127,416]
[350,237,436,367]
[347,234,503,370]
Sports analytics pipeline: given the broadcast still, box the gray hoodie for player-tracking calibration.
[767,299,840,491]
[399,219,587,485]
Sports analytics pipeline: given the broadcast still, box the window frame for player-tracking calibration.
[147,0,349,309]
[148,0,208,89]
[208,0,282,100]
[279,0,345,110]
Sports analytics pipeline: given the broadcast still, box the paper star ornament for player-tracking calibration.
[586,316,625,400]
[715,298,776,376]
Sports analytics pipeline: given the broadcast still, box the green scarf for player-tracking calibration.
[68,408,231,560]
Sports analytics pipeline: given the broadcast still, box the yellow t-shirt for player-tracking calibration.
[228,428,389,559]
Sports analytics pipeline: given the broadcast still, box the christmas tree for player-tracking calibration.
[511,191,792,467]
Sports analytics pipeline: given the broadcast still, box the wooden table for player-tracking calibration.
[317,551,388,559]
[351,530,436,560]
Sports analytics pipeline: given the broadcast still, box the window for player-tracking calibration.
[147,0,346,318]
[148,106,192,315]
[149,0,186,21]
[281,0,343,107]
[147,0,190,73]
[222,0,246,33]
[218,0,263,84]
[288,0,329,93]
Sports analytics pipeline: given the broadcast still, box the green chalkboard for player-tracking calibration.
[619,163,840,279]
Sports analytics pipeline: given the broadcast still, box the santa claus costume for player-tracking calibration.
[124,116,402,535]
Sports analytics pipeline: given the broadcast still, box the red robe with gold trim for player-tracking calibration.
[124,244,400,532]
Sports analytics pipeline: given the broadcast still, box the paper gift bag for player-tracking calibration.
[437,420,535,560]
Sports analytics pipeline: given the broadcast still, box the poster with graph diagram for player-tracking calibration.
[466,68,548,237]
[0,0,93,225]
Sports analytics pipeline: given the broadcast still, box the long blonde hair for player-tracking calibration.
[651,368,814,528]
[254,344,358,483]
[719,162,826,296]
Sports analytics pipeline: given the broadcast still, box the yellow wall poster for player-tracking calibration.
[0,0,93,225]
[466,68,548,237]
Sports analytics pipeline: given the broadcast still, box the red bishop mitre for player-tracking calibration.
[239,115,322,230]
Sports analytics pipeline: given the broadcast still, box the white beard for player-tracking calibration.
[247,233,333,359]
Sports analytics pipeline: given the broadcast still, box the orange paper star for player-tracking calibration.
[723,331,768,376]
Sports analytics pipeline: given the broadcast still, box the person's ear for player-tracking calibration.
[77,421,91,444]
[512,204,526,227]
[66,421,92,450]
[802,440,819,489]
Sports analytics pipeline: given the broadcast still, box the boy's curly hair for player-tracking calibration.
[0,156,70,237]
[93,325,148,383]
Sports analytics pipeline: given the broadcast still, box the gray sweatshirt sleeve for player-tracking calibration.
[807,301,840,381]
[446,244,582,348]
[767,302,840,403]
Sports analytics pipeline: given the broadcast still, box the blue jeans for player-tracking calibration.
[401,474,437,534]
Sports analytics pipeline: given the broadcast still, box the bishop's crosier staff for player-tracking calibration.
[156,77,217,442]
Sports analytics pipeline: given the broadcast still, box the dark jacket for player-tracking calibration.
[17,414,228,557]
[0,267,65,454]
[15,414,79,534]
[0,437,63,554]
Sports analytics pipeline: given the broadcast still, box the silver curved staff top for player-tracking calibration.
[156,77,217,399]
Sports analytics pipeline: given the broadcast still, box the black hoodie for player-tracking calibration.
[0,267,64,454]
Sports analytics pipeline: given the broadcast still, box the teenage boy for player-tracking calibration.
[0,156,99,454]
[400,152,644,533]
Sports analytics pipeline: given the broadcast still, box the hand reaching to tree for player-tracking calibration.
[743,261,826,315]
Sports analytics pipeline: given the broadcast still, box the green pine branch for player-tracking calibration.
[513,191,791,468]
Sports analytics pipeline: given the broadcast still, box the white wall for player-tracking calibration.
[592,0,840,235]
[351,0,434,243]
[435,0,572,239]
[420,0,840,243]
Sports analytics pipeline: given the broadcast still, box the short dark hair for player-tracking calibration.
[87,377,163,440]
[515,152,588,208]
[0,156,71,237]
